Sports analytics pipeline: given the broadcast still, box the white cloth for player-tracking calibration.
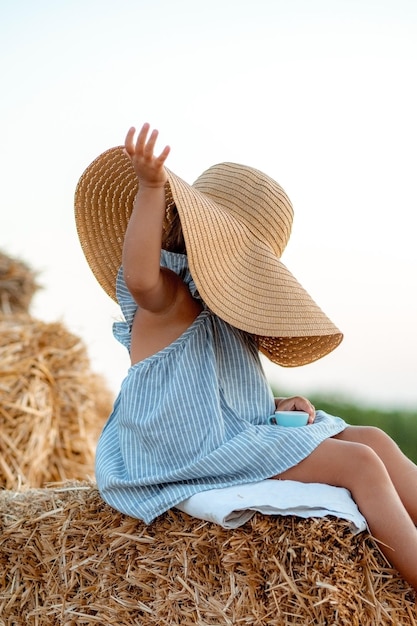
[176,479,367,534]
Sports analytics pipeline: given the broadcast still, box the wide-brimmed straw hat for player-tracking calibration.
[74,147,343,366]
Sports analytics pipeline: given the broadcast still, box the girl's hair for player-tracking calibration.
[162,182,186,255]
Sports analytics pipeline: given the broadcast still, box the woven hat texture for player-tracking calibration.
[75,147,342,366]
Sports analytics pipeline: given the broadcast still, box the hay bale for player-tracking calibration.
[0,316,113,488]
[0,483,415,625]
[0,250,40,314]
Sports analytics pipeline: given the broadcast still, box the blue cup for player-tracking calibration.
[268,410,309,427]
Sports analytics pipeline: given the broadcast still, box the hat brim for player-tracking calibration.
[167,167,343,365]
[75,147,136,301]
[75,147,342,367]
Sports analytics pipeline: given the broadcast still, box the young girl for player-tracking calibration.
[75,123,417,593]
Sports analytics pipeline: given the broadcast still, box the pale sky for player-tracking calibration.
[1,0,416,408]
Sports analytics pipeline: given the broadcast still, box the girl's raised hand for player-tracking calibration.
[124,123,170,188]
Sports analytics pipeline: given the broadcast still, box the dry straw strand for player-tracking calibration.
[0,249,40,315]
[0,315,113,489]
[0,482,415,625]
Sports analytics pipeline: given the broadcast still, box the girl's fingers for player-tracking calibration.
[124,126,136,155]
[135,122,150,153]
[143,128,159,156]
[125,123,170,169]
[155,144,171,164]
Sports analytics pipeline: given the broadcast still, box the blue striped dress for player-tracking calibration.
[95,250,347,523]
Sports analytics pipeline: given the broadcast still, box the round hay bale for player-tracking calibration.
[0,482,415,625]
[0,316,113,488]
[0,250,40,314]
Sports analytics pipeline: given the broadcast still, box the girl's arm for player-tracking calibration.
[122,123,178,312]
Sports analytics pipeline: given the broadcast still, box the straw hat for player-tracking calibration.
[74,147,343,366]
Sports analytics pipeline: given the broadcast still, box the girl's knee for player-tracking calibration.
[340,425,397,452]
[349,439,381,466]
[360,425,390,442]
[280,438,385,488]
[359,426,401,459]
[344,441,390,492]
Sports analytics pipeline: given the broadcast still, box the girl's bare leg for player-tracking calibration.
[334,425,417,523]
[275,434,417,592]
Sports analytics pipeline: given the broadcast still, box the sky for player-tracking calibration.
[1,0,416,409]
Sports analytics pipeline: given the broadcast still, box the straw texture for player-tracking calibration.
[74,148,137,302]
[0,250,40,314]
[0,482,415,625]
[74,147,343,367]
[0,314,112,489]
